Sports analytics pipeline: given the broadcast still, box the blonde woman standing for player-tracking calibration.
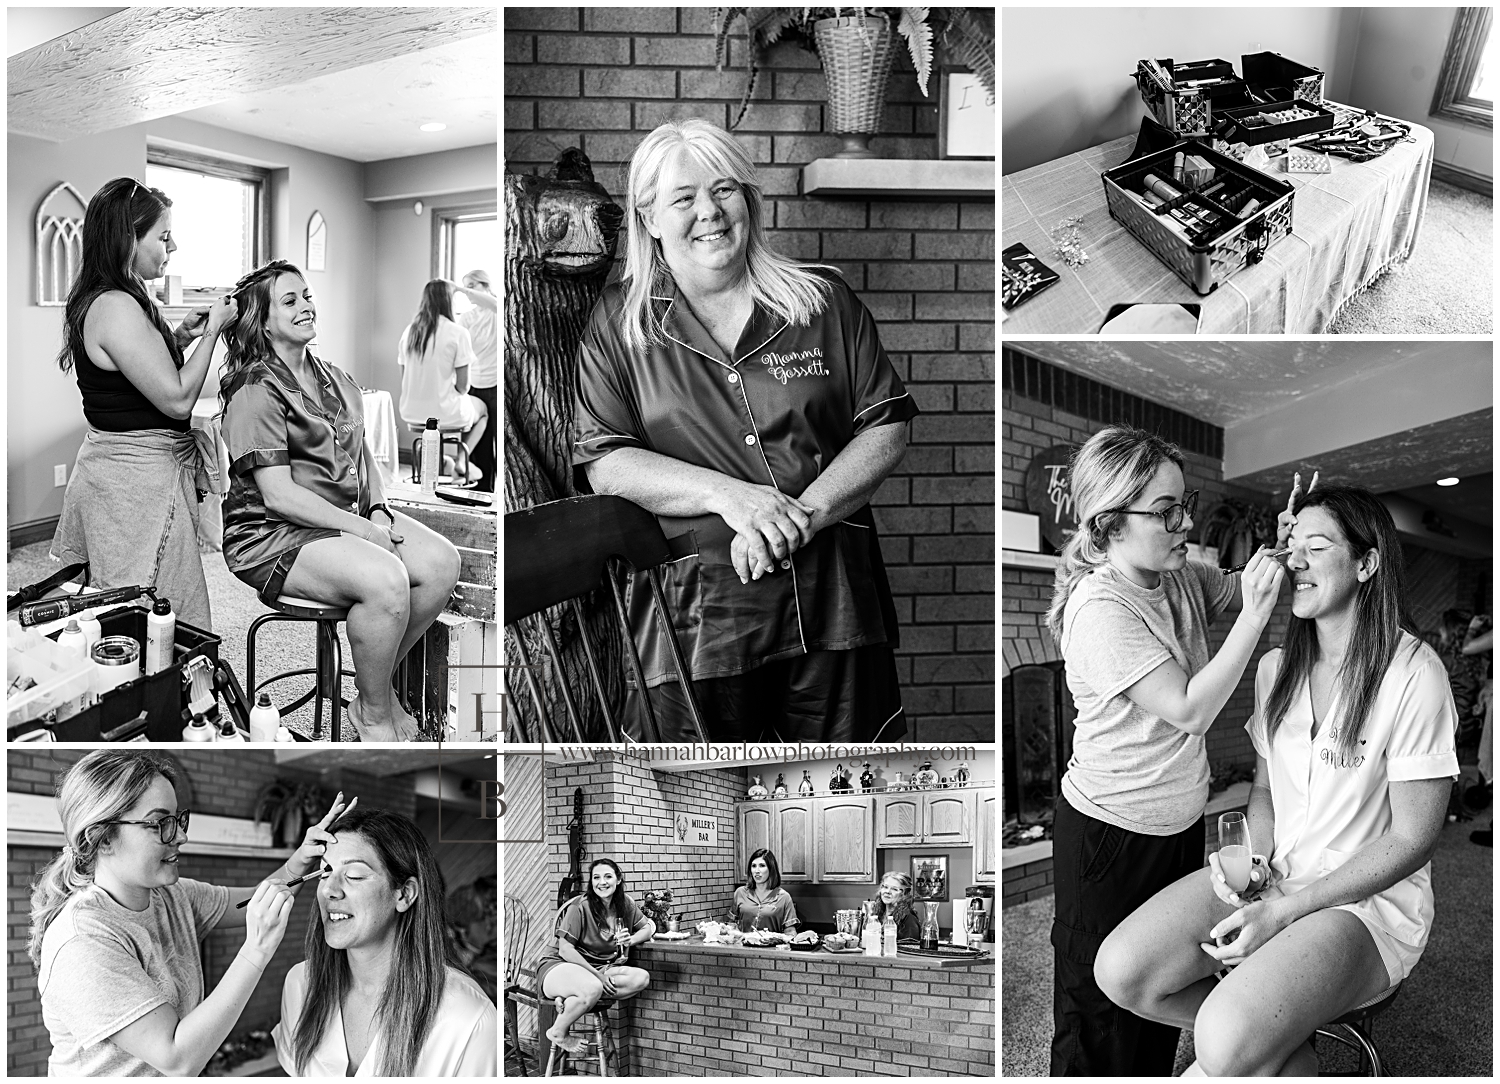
[1044,426,1292,1076]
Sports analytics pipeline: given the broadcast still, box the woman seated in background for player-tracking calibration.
[871,871,922,941]
[727,848,800,932]
[1094,485,1457,1076]
[275,808,497,1076]
[31,750,346,1076]
[445,875,498,1004]
[219,260,461,742]
[398,279,488,482]
[536,859,655,1054]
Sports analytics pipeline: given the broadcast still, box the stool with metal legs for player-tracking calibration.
[542,998,620,1077]
[1315,982,1402,1076]
[410,424,470,484]
[246,594,355,742]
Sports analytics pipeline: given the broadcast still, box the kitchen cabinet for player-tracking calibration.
[874,790,974,846]
[735,801,814,882]
[815,795,874,882]
[973,788,997,884]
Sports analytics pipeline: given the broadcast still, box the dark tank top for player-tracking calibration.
[73,295,189,432]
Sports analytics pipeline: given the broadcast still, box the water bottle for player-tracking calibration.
[861,908,882,957]
[145,597,176,674]
[420,417,441,493]
[882,914,897,957]
[182,712,216,742]
[248,692,280,743]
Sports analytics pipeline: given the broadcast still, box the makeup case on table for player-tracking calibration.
[1102,118,1294,295]
[1135,52,1333,148]
[1133,57,1245,138]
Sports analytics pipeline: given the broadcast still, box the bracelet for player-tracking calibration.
[367,503,393,524]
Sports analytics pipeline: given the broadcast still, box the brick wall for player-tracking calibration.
[1002,387,1289,771]
[628,947,994,1077]
[6,750,423,1076]
[505,7,995,742]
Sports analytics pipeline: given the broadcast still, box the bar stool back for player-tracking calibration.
[246,594,354,741]
[1315,981,1401,1076]
[504,895,537,1076]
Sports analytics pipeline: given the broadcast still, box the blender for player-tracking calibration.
[964,885,994,944]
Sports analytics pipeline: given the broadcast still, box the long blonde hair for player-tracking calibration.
[28,751,179,970]
[619,119,832,352]
[1045,426,1186,645]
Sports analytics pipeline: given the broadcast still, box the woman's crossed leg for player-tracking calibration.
[1096,866,1390,1075]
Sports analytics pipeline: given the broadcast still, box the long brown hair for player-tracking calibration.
[289,808,456,1077]
[1261,484,1419,760]
[28,751,179,970]
[400,279,454,362]
[56,178,182,374]
[217,259,307,413]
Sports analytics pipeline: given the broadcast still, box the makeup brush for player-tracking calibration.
[1221,548,1292,575]
[235,868,326,907]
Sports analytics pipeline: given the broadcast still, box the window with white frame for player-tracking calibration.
[433,204,497,316]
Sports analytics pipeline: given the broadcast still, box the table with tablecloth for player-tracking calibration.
[191,388,400,552]
[1001,109,1434,333]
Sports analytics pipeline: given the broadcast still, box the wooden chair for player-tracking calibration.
[504,495,707,743]
[503,894,537,1076]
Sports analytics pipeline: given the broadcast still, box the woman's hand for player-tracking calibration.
[715,482,815,572]
[240,880,296,969]
[205,294,239,338]
[1199,891,1293,968]
[288,791,358,878]
[598,967,621,997]
[176,307,211,343]
[1207,850,1273,907]
[1238,547,1286,625]
[1275,470,1318,549]
[730,532,775,584]
[361,522,404,556]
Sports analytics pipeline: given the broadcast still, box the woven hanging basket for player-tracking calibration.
[814,15,896,153]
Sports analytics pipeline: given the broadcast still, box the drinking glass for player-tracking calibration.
[1218,812,1252,893]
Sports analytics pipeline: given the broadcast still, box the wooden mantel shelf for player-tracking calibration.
[802,157,995,198]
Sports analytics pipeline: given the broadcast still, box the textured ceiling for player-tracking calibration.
[1007,341,1484,426]
[9,7,497,159]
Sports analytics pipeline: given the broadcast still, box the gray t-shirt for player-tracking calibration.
[39,878,230,1077]
[1060,560,1237,835]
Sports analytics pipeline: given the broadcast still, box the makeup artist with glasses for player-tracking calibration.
[1043,427,1304,1076]
[28,751,353,1077]
[51,178,239,632]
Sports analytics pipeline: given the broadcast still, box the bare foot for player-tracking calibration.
[347,695,400,742]
[545,1028,585,1054]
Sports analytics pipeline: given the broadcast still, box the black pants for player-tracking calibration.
[1050,794,1204,1077]
[467,383,497,492]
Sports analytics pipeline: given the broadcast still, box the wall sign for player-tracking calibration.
[1024,444,1081,551]
[35,181,86,306]
[306,210,327,271]
[674,812,718,847]
[939,72,996,159]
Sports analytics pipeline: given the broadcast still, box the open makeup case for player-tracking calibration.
[1134,51,1335,147]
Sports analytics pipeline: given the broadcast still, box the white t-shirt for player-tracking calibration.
[458,305,496,389]
[1247,633,1459,952]
[1059,560,1237,835]
[398,317,479,429]
[273,961,497,1076]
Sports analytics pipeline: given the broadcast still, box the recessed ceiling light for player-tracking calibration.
[420,122,447,133]
[1436,477,1460,486]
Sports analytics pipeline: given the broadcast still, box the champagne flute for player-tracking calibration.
[1218,812,1252,894]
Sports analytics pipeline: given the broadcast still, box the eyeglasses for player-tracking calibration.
[103,809,191,845]
[1105,490,1200,534]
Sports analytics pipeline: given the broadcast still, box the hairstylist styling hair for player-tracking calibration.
[572,119,917,743]
[29,751,354,1077]
[1044,426,1296,1077]
[51,177,237,631]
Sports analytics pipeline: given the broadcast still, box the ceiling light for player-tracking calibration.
[1436,477,1460,487]
[420,122,447,133]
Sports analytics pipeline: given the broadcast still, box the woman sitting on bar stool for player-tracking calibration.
[1045,426,1292,1077]
[870,871,922,942]
[727,848,800,932]
[536,859,655,1055]
[1094,485,1457,1076]
[219,260,460,742]
[397,279,487,482]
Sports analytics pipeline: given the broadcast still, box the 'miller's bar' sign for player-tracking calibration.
[674,812,718,847]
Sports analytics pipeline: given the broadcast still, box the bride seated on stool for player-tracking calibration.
[219,260,460,742]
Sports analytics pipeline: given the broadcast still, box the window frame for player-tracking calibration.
[145,146,272,305]
[432,202,498,281]
[1431,6,1494,129]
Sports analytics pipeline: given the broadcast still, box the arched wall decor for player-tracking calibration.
[306,209,327,271]
[35,181,86,306]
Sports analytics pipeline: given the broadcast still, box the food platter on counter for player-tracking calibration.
[897,943,990,959]
[652,931,692,940]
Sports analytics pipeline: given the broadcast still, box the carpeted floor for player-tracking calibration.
[1002,812,1493,1076]
[8,539,368,741]
[1329,178,1492,334]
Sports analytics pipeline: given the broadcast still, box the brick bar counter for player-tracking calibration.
[615,936,995,1076]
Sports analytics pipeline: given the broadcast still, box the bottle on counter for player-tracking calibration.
[420,417,441,493]
[182,712,216,742]
[882,914,897,957]
[861,905,882,957]
[249,692,280,743]
[145,597,176,675]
